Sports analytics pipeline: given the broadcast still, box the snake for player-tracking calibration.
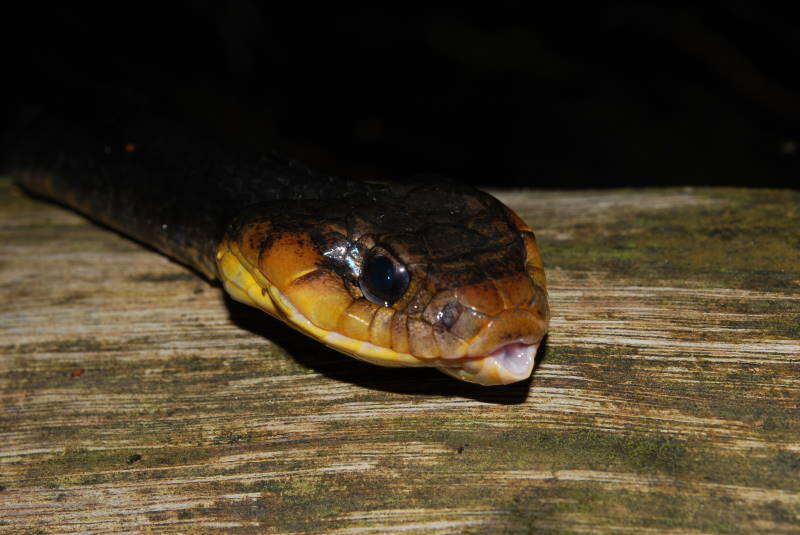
[5,102,549,386]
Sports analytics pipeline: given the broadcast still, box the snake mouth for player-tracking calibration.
[437,342,539,386]
[487,342,538,376]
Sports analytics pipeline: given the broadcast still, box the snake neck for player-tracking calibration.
[7,106,382,280]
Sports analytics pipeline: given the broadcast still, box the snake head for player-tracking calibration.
[216,184,549,386]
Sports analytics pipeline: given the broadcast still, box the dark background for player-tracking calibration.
[6,3,800,189]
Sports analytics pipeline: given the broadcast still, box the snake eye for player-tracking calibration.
[359,248,409,306]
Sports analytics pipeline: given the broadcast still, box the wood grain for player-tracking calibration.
[1,179,799,534]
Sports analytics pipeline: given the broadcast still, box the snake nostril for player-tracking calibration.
[437,300,462,330]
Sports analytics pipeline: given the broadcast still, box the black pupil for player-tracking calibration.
[362,254,408,305]
[369,255,395,291]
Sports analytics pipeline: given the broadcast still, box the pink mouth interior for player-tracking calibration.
[487,342,537,376]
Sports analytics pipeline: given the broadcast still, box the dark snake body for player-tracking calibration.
[7,108,384,279]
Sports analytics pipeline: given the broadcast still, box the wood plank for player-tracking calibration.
[1,179,799,534]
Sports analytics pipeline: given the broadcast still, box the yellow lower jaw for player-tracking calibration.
[216,242,425,368]
[215,240,531,385]
[216,242,279,315]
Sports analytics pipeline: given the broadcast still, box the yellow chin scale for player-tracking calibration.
[215,240,429,369]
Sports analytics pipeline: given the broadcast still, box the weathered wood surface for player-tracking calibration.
[1,179,799,534]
